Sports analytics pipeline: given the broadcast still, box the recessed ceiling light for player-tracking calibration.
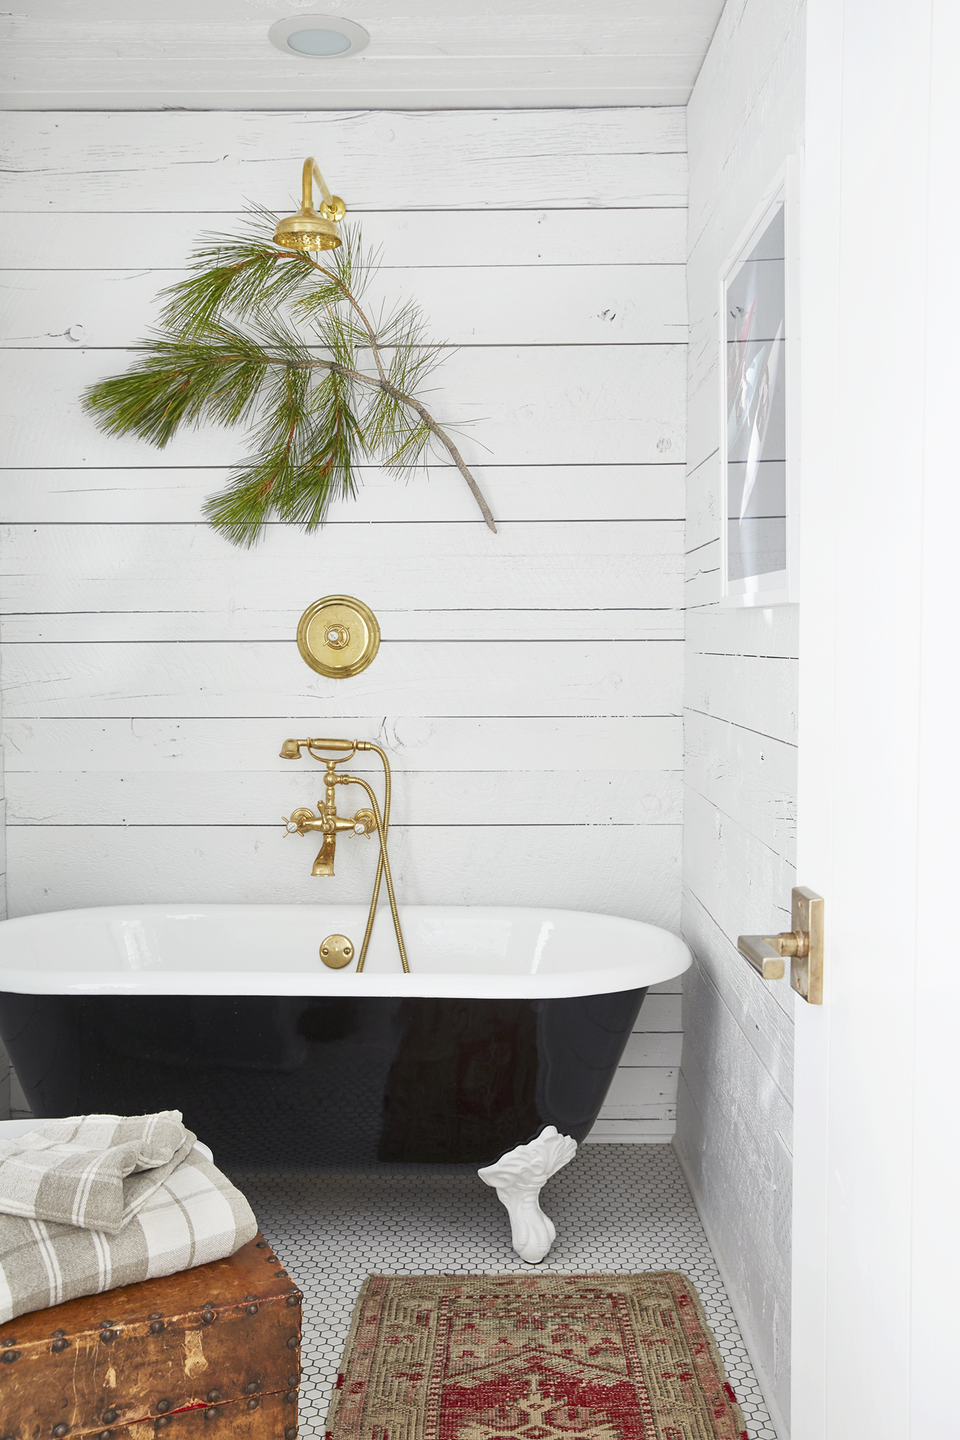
[268,15,369,59]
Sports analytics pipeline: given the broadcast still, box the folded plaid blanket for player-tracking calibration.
[0,1145,259,1323]
[0,1111,194,1235]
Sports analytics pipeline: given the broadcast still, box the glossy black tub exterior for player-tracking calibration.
[0,989,647,1169]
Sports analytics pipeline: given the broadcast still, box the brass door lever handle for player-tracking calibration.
[737,934,791,980]
[737,887,824,1004]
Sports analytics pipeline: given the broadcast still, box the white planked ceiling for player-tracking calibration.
[0,0,726,110]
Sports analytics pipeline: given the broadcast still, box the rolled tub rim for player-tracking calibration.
[0,901,692,1000]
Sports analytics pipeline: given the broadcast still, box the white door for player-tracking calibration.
[793,1,960,1435]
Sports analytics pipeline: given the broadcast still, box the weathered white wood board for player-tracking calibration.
[1,639,683,719]
[682,788,797,959]
[4,770,683,828]
[0,209,688,271]
[600,1066,679,1116]
[676,0,804,1424]
[621,1030,683,1066]
[0,464,684,525]
[0,108,688,1135]
[2,716,683,774]
[4,824,683,930]
[0,344,688,470]
[684,449,719,554]
[682,887,794,1083]
[685,603,799,659]
[0,111,686,211]
[684,707,796,856]
[0,520,684,630]
[0,266,688,350]
[3,608,682,646]
[686,651,798,744]
[587,1120,676,1141]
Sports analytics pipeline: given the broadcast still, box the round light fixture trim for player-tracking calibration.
[268,15,369,59]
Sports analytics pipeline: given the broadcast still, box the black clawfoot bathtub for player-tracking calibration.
[0,904,690,1170]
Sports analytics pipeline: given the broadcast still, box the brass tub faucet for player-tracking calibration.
[284,753,376,876]
[280,737,408,972]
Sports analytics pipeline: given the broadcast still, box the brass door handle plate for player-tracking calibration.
[737,886,824,1004]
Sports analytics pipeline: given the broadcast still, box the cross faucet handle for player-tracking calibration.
[281,807,317,836]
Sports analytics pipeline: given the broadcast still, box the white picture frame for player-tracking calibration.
[719,155,801,606]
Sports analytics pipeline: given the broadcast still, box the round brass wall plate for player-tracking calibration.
[296,595,380,678]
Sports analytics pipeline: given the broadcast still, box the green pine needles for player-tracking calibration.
[81,212,496,544]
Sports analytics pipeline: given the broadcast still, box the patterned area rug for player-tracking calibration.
[326,1272,748,1440]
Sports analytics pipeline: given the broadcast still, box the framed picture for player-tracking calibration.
[719,159,800,606]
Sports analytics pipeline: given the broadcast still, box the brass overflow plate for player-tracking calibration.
[319,934,355,969]
[296,595,380,679]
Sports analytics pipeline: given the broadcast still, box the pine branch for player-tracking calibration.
[80,216,497,539]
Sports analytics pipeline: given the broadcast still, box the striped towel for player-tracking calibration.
[0,1112,194,1235]
[0,1145,259,1323]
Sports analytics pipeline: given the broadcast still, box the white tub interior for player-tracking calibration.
[0,904,691,1000]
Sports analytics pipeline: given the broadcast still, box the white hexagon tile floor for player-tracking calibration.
[230,1144,779,1440]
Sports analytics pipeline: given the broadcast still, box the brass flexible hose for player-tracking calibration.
[338,771,409,973]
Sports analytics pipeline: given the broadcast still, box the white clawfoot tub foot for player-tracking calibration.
[477,1125,578,1263]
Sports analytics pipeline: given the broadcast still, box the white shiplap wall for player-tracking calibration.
[0,108,687,1138]
[675,1,804,1432]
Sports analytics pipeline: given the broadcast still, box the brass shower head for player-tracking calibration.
[273,157,346,251]
[279,739,304,759]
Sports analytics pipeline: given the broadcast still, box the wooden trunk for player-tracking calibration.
[0,1234,301,1439]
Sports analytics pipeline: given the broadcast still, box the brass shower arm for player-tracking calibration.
[304,157,329,209]
[302,157,346,222]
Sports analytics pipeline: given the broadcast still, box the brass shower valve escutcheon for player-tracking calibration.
[737,887,824,1004]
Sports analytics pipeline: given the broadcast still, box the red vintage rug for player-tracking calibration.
[326,1272,748,1440]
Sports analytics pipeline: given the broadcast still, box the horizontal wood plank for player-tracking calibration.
[682,785,796,953]
[2,608,683,645]
[0,264,687,350]
[0,209,688,272]
[684,707,796,856]
[630,992,681,1032]
[4,769,683,828]
[0,344,688,469]
[602,1066,679,1107]
[1,638,684,719]
[0,520,684,637]
[685,448,719,554]
[4,823,683,931]
[1,715,683,774]
[683,650,798,743]
[593,1104,678,1122]
[586,1121,675,1140]
[682,887,795,1053]
[0,464,684,526]
[685,604,799,659]
[681,918,793,1109]
[621,1030,683,1066]
[0,111,687,212]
